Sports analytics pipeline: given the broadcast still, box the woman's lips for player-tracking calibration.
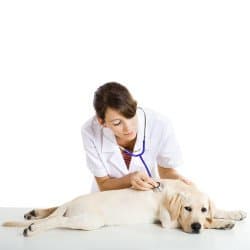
[124,131,134,136]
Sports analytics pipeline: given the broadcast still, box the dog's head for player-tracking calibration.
[164,190,214,234]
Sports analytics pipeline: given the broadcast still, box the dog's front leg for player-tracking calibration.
[214,209,247,221]
[24,207,58,220]
[159,204,172,229]
[23,214,105,237]
[205,218,235,230]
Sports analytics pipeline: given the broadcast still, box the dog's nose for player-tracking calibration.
[191,222,201,233]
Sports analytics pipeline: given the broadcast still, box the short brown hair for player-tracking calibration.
[93,82,137,120]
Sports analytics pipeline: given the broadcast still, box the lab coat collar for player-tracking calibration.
[101,127,118,153]
[132,107,147,153]
[101,120,128,175]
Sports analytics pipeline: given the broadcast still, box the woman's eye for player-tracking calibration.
[113,122,121,126]
[184,206,192,212]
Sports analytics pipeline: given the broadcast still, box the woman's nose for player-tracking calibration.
[122,122,132,132]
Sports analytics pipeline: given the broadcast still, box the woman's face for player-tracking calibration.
[99,107,138,143]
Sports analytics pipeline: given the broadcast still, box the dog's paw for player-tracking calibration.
[23,228,29,237]
[219,221,235,230]
[23,223,35,237]
[24,210,37,220]
[231,210,247,221]
[161,221,171,229]
[225,221,235,229]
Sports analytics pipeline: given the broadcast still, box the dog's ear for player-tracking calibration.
[208,199,215,221]
[204,199,216,228]
[164,193,182,221]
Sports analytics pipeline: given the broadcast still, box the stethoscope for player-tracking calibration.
[118,107,152,177]
[117,107,162,191]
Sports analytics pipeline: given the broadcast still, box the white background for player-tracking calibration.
[0,0,249,211]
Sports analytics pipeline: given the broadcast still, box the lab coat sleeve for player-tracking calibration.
[156,118,183,168]
[81,130,108,177]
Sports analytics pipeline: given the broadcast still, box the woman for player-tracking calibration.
[24,81,191,220]
[82,82,191,192]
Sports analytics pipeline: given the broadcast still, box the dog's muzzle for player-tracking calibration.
[191,222,201,233]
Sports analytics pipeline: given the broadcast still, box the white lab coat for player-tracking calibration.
[81,108,183,192]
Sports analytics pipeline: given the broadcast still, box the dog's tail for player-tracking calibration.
[2,206,68,228]
[2,221,32,227]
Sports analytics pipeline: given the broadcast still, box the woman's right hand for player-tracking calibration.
[130,171,159,191]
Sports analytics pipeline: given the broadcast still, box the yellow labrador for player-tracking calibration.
[2,179,246,236]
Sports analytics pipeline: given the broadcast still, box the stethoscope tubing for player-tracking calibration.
[123,140,152,177]
[122,107,153,178]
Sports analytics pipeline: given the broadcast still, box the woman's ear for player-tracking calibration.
[204,199,215,228]
[97,117,106,127]
[164,193,182,221]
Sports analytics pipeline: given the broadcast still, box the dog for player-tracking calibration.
[2,179,247,236]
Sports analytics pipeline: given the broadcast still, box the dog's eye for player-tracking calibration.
[201,207,207,213]
[184,206,192,212]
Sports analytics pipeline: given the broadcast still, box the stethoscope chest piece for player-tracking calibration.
[153,181,163,192]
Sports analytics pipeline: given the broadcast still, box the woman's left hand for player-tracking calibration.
[179,176,195,186]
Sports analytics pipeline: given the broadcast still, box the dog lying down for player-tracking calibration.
[3,179,247,237]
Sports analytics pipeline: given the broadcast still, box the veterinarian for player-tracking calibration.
[82,82,191,192]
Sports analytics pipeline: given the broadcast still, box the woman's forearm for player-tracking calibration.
[158,166,192,185]
[96,174,132,191]
[158,166,182,179]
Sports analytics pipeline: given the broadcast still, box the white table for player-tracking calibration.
[0,207,249,250]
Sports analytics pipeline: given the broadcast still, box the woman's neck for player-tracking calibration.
[116,136,137,151]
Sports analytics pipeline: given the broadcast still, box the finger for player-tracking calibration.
[131,183,150,191]
[138,173,158,188]
[148,179,159,187]
[137,179,155,189]
[132,178,152,190]
[136,172,158,188]
[141,176,158,188]
[138,173,153,182]
[181,178,192,185]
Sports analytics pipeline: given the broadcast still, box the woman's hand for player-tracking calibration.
[158,166,194,186]
[179,176,193,185]
[130,171,158,191]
